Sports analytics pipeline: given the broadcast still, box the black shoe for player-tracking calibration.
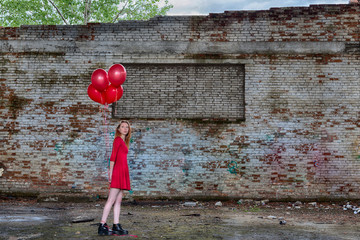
[98,223,112,236]
[112,223,128,235]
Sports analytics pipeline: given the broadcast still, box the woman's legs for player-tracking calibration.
[101,188,120,223]
[113,190,123,224]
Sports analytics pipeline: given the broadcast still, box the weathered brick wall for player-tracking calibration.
[1,4,359,200]
[114,64,245,120]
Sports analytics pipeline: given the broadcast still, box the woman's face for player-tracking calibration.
[119,122,129,136]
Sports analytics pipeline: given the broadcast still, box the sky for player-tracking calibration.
[166,0,350,15]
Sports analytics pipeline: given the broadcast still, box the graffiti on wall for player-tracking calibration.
[355,137,360,160]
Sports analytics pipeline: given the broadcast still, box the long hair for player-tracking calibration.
[115,120,131,148]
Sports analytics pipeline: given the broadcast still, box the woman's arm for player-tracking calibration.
[109,161,115,183]
[109,137,120,183]
[110,137,120,162]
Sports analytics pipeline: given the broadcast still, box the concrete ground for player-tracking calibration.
[0,197,359,240]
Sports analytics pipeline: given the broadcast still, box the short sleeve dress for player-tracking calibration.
[109,137,131,190]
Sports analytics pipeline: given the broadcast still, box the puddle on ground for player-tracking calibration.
[0,215,50,222]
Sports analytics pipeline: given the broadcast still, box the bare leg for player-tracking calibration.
[101,188,120,223]
[113,190,124,224]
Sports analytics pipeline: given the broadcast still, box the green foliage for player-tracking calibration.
[243,206,261,212]
[0,0,173,27]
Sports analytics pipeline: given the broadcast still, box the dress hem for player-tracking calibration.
[110,187,131,191]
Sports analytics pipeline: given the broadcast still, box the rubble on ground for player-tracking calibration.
[343,202,360,214]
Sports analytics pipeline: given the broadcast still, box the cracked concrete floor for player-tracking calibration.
[0,198,359,240]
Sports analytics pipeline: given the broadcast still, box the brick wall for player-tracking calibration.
[113,63,245,120]
[0,4,359,200]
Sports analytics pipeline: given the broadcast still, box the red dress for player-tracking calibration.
[110,137,131,190]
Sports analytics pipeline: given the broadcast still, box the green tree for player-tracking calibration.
[0,0,173,27]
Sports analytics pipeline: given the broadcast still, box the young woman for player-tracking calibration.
[98,120,132,236]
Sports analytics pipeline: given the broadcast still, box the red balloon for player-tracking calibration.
[116,85,123,101]
[105,85,123,104]
[88,84,106,104]
[108,64,126,87]
[91,69,109,92]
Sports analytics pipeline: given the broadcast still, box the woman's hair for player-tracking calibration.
[115,120,131,148]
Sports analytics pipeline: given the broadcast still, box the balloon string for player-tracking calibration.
[103,103,110,185]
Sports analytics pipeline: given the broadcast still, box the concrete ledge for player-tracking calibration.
[131,195,360,203]
[2,191,359,203]
[37,193,98,203]
[0,40,346,55]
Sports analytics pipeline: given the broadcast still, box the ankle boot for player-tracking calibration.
[112,223,128,235]
[98,223,112,236]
